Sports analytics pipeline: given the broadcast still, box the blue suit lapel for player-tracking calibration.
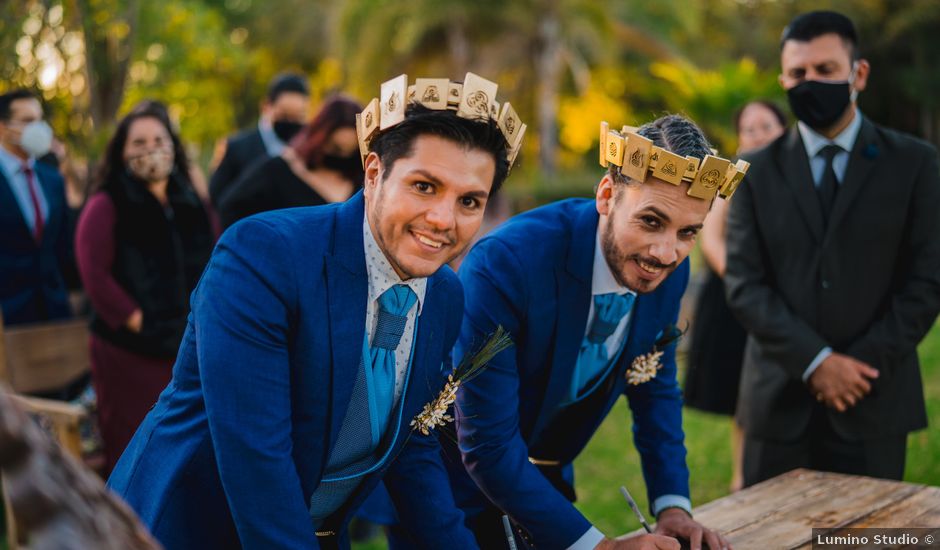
[325,192,369,451]
[0,170,36,246]
[530,203,598,442]
[34,164,61,248]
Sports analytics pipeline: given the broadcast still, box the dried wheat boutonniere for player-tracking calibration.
[626,323,686,386]
[411,326,513,435]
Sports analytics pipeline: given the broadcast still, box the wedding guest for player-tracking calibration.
[75,104,217,474]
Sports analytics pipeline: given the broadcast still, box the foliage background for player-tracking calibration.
[2,0,938,193]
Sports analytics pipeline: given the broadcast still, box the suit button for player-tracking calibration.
[821,280,831,289]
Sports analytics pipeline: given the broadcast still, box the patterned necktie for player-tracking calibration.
[21,164,44,242]
[569,292,635,402]
[817,144,843,225]
[370,284,417,436]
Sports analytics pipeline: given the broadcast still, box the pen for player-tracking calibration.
[620,485,653,533]
[502,514,519,550]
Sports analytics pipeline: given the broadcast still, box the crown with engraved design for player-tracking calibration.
[356,72,526,170]
[599,121,750,200]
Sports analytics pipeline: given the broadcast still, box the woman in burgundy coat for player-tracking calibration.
[76,103,218,474]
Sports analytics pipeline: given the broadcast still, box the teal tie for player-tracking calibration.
[370,284,418,437]
[569,292,634,402]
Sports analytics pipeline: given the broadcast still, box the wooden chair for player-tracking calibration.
[0,316,92,549]
[0,316,91,396]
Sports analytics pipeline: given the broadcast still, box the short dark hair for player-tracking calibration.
[368,103,511,194]
[781,11,859,60]
[0,89,38,121]
[266,73,310,103]
[733,100,788,134]
[608,114,712,185]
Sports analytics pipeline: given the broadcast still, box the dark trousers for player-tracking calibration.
[742,403,907,487]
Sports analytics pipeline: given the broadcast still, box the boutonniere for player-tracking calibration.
[626,322,686,386]
[411,326,512,435]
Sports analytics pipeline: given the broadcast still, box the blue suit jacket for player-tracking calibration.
[0,161,71,325]
[109,192,477,549]
[452,199,690,547]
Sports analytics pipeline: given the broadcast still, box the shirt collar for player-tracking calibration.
[592,226,636,298]
[363,213,427,314]
[257,118,286,157]
[0,144,33,177]
[798,107,863,158]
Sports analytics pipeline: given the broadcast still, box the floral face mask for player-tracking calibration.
[127,147,174,183]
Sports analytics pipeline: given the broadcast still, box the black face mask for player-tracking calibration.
[321,153,361,174]
[786,80,853,130]
[272,120,303,142]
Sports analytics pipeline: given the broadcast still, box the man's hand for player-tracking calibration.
[655,508,730,550]
[595,533,680,550]
[808,353,879,412]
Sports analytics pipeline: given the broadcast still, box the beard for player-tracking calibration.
[600,210,677,294]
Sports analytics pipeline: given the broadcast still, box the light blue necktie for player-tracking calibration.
[569,292,634,402]
[370,284,417,436]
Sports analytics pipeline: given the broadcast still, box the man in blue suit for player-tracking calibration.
[450,115,738,550]
[109,73,523,549]
[0,89,72,326]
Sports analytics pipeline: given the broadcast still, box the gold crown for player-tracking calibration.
[356,72,527,170]
[599,122,750,200]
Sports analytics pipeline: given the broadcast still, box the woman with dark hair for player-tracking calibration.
[684,100,787,492]
[217,95,363,229]
[75,102,218,474]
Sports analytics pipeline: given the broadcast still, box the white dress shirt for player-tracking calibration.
[0,145,48,234]
[257,118,288,157]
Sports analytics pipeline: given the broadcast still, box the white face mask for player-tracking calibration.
[20,121,53,158]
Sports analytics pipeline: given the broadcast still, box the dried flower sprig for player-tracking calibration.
[411,326,512,435]
[625,322,687,386]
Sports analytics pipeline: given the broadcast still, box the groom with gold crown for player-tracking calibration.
[447,115,744,550]
[108,73,524,550]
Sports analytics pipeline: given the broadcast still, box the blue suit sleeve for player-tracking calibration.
[456,239,594,548]
[192,218,320,549]
[624,262,690,512]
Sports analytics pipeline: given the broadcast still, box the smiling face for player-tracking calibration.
[363,134,495,280]
[596,173,710,293]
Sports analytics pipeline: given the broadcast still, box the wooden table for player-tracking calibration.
[691,469,940,549]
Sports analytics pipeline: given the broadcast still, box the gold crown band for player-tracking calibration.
[599,122,750,200]
[356,72,527,170]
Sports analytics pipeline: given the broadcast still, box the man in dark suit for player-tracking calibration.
[451,115,740,550]
[208,72,310,206]
[109,74,521,549]
[726,11,940,487]
[0,89,72,326]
